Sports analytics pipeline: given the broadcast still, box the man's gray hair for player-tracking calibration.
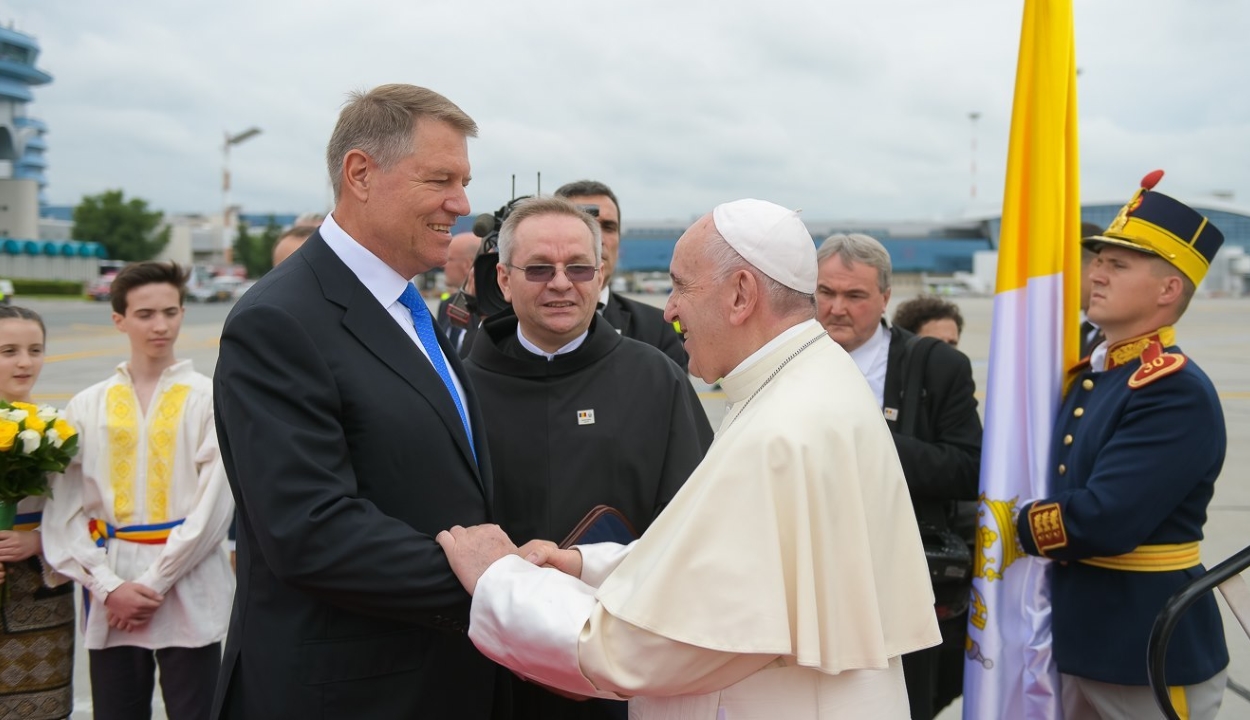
[326,84,478,201]
[705,225,814,317]
[497,197,602,265]
[816,233,892,293]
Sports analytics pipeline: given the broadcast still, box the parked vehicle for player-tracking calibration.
[86,274,116,302]
[210,276,243,302]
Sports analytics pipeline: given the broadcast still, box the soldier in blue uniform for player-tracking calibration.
[1016,170,1229,719]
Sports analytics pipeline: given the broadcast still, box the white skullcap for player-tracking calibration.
[711,199,817,294]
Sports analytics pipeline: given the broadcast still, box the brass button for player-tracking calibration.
[1058,464,1067,475]
[1074,407,1084,418]
[1082,379,1094,390]
[1064,434,1073,446]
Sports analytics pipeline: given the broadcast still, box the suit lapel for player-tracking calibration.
[602,294,632,336]
[882,324,906,432]
[305,236,486,493]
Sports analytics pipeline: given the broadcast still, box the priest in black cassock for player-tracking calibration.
[464,196,713,720]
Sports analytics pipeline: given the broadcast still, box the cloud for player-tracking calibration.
[7,0,1249,223]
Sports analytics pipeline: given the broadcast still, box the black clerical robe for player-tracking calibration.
[465,312,713,549]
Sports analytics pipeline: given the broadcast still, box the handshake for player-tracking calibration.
[436,524,582,595]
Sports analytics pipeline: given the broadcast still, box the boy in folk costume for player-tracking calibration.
[43,262,234,720]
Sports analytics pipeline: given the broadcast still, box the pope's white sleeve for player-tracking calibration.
[576,541,634,588]
[470,555,778,699]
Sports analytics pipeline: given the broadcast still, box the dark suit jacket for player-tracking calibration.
[1079,319,1104,359]
[881,325,983,528]
[435,295,479,357]
[211,233,502,719]
[601,292,688,372]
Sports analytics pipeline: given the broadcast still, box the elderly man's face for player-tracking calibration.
[358,118,472,278]
[664,217,732,383]
[498,213,601,352]
[815,256,890,353]
[444,232,480,288]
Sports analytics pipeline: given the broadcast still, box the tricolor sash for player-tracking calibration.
[88,518,185,548]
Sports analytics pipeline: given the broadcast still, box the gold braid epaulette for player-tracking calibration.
[1103,326,1186,389]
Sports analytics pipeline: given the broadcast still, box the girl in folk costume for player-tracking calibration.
[0,306,75,719]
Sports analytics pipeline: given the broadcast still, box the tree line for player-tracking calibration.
[71,189,282,277]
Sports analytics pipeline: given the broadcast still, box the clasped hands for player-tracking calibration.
[103,581,164,632]
[436,524,582,595]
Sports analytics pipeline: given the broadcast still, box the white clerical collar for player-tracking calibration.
[846,322,891,409]
[847,321,891,379]
[724,319,818,381]
[320,212,412,309]
[517,325,589,361]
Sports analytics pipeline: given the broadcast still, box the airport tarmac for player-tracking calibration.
[16,292,1250,718]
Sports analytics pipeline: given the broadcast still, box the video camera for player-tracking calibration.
[444,196,600,327]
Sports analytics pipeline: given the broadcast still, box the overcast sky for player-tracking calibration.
[5,0,1248,224]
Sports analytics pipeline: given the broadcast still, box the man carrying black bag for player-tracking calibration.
[815,233,983,720]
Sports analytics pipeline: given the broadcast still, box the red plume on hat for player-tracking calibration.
[1127,169,1164,214]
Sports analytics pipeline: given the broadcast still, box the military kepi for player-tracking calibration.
[1085,169,1224,286]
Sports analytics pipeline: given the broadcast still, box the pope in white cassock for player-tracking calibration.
[437,198,941,719]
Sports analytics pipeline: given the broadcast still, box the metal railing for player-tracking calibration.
[1148,544,1250,720]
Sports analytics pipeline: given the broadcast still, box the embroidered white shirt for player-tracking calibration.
[42,360,235,650]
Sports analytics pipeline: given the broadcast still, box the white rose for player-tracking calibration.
[46,427,63,449]
[2,408,25,422]
[37,406,59,423]
[18,428,41,454]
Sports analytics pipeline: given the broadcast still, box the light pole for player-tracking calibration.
[222,127,262,265]
[968,112,980,202]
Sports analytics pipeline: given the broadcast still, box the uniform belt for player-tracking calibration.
[1079,542,1200,572]
[88,518,185,547]
[13,511,41,532]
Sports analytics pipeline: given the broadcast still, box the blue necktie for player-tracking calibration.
[398,284,475,454]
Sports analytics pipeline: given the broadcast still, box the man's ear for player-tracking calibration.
[1158,274,1184,307]
[727,269,759,327]
[342,150,372,203]
[497,263,512,304]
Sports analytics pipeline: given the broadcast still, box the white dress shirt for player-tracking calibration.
[320,213,469,410]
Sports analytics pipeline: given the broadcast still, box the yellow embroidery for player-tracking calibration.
[146,384,190,523]
[1028,502,1068,554]
[106,385,139,524]
[1107,326,1176,369]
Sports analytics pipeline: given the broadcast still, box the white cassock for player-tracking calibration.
[471,320,941,719]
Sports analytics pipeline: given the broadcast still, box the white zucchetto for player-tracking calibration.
[711,199,817,294]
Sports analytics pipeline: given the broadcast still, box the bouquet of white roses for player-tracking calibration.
[0,401,79,528]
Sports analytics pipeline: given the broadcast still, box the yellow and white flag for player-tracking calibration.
[964,1,1080,717]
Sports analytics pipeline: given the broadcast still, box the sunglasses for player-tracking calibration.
[506,263,599,283]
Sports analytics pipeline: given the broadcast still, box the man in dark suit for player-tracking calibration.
[815,233,982,720]
[211,84,504,719]
[435,231,482,354]
[1078,223,1106,358]
[554,180,688,371]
